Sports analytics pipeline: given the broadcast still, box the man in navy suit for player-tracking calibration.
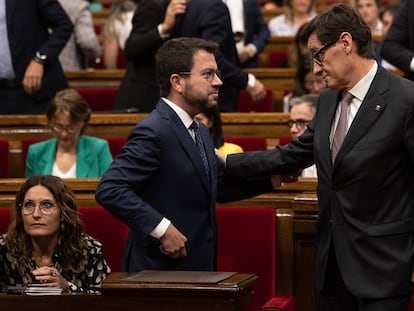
[381,0,414,81]
[220,4,414,310]
[95,37,273,272]
[0,0,72,114]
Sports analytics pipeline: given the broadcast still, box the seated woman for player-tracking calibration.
[25,88,113,178]
[0,175,111,293]
[195,106,243,155]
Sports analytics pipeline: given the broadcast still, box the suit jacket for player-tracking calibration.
[95,100,273,272]
[58,0,101,70]
[5,0,73,102]
[225,66,414,299]
[381,0,414,81]
[114,0,168,112]
[25,135,113,178]
[172,0,248,112]
[241,0,270,68]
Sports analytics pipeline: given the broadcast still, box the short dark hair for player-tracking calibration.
[300,4,374,59]
[155,37,219,97]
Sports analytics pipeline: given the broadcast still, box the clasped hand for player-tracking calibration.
[32,266,69,292]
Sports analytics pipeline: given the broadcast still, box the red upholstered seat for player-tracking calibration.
[238,89,274,112]
[225,136,267,151]
[77,88,118,112]
[79,207,128,272]
[216,207,295,311]
[268,50,289,68]
[106,137,127,157]
[0,140,10,178]
[262,296,296,311]
[21,139,44,177]
[278,136,293,146]
[0,208,12,234]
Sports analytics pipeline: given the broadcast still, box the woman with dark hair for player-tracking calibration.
[25,89,113,178]
[0,175,111,293]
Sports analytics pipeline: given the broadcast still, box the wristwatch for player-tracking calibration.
[34,51,47,64]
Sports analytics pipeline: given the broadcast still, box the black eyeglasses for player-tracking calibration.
[311,40,337,66]
[179,69,222,83]
[50,124,80,134]
[287,119,312,130]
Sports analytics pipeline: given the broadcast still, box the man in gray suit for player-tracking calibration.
[220,4,414,311]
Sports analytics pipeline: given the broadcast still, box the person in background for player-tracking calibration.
[219,4,414,310]
[381,0,414,81]
[25,88,113,178]
[87,0,103,11]
[102,0,137,69]
[267,0,317,36]
[195,106,243,154]
[355,0,382,36]
[223,0,270,68]
[0,175,111,293]
[58,0,102,70]
[288,94,318,177]
[374,3,399,70]
[95,37,273,272]
[261,0,283,10]
[0,0,72,114]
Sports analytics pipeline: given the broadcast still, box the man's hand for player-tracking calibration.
[238,44,256,64]
[161,0,188,34]
[159,223,187,259]
[215,148,226,167]
[246,79,266,103]
[23,60,44,95]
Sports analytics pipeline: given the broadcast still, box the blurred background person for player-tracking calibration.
[102,0,137,69]
[0,175,111,293]
[381,0,414,81]
[261,0,283,10]
[287,94,318,177]
[223,0,270,68]
[25,89,113,178]
[356,0,382,36]
[0,0,72,114]
[58,0,102,70]
[195,106,243,154]
[375,3,399,70]
[267,0,317,36]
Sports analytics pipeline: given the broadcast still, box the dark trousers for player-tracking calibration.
[0,85,49,114]
[320,244,412,311]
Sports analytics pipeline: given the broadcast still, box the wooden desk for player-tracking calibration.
[0,272,258,311]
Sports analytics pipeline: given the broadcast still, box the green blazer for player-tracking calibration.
[25,135,113,178]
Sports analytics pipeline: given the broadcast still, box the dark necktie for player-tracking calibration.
[190,121,210,179]
[332,91,354,162]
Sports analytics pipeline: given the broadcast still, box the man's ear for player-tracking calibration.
[170,74,184,94]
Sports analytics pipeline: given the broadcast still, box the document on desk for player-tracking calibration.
[122,270,236,284]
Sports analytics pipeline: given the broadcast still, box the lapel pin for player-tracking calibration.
[374,105,381,112]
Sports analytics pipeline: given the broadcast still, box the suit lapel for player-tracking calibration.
[333,68,389,167]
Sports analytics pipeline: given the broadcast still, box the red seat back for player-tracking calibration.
[225,136,267,151]
[0,208,12,234]
[21,139,44,177]
[279,136,293,146]
[238,89,274,112]
[79,207,128,272]
[0,140,9,178]
[268,50,289,68]
[106,137,127,158]
[216,207,276,311]
[77,88,118,112]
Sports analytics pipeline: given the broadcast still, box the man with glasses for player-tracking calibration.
[96,37,273,272]
[218,4,414,310]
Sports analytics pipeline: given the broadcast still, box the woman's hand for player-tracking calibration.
[32,267,70,292]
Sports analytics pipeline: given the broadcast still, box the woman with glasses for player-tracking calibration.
[0,175,111,293]
[25,88,113,178]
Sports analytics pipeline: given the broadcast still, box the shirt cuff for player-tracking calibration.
[157,24,170,40]
[150,217,171,238]
[247,73,256,88]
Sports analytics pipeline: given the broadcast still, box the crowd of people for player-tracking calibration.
[1,2,414,311]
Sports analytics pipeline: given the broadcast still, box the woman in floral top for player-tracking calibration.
[0,175,111,293]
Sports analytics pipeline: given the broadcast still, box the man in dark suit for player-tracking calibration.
[95,37,273,272]
[0,0,72,114]
[381,0,414,81]
[220,4,414,310]
[114,0,266,113]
